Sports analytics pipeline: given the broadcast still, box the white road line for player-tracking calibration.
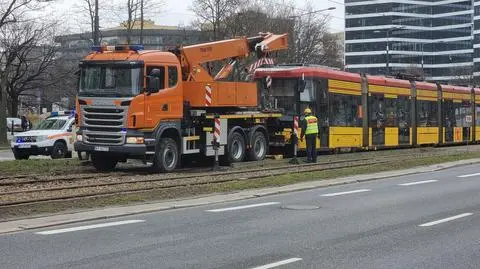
[320,189,371,197]
[398,179,438,186]
[457,172,480,178]
[250,258,303,269]
[419,213,473,227]
[206,202,280,212]
[35,220,145,235]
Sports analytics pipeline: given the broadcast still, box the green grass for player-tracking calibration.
[0,158,85,175]
[1,152,480,220]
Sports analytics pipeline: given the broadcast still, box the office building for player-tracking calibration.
[345,0,477,84]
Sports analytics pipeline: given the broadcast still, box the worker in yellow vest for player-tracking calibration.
[300,107,319,163]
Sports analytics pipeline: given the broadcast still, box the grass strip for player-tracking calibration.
[0,159,85,175]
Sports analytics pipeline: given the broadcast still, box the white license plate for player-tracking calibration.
[18,144,31,148]
[94,146,109,152]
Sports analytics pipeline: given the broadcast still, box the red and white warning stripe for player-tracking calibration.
[248,57,275,73]
[205,85,212,107]
[293,116,299,137]
[266,75,272,88]
[214,118,221,141]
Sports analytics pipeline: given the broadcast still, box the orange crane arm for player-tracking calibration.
[178,32,288,82]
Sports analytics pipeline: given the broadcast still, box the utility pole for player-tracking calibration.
[140,0,144,45]
[93,0,100,45]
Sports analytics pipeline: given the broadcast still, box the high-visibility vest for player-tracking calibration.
[305,115,319,135]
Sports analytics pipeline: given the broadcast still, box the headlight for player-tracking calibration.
[36,135,48,142]
[76,134,83,142]
[126,137,144,144]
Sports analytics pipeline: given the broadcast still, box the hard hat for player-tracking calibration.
[304,108,312,114]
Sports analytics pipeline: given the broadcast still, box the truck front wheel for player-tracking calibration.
[91,154,118,172]
[153,138,178,173]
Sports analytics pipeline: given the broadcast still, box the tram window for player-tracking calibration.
[329,93,361,127]
[476,105,480,126]
[271,79,296,112]
[368,94,386,128]
[396,96,410,128]
[443,100,456,128]
[300,79,315,102]
[384,98,397,127]
[456,101,471,127]
[314,79,328,127]
[417,100,438,127]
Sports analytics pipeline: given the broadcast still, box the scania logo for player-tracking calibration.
[91,99,115,106]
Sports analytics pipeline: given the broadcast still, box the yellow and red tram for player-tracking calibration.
[255,66,480,151]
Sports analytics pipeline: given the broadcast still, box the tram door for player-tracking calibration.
[315,79,329,147]
[443,100,455,143]
[397,96,411,145]
[369,93,385,146]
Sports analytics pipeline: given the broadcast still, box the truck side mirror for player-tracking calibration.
[296,79,306,92]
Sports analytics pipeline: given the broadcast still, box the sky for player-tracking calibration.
[51,0,345,34]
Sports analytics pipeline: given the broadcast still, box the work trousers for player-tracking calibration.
[305,134,317,162]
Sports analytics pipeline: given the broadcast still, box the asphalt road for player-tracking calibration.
[2,164,480,268]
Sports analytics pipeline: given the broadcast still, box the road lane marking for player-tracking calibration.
[35,220,146,235]
[457,172,480,178]
[206,202,280,212]
[250,258,302,269]
[419,213,473,227]
[399,180,438,186]
[320,189,371,197]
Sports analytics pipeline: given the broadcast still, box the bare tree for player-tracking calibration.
[74,0,100,45]
[190,0,244,40]
[0,0,53,145]
[1,19,59,117]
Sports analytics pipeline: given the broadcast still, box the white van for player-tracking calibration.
[11,112,75,160]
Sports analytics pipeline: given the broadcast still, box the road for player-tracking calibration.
[0,149,50,161]
[1,163,480,268]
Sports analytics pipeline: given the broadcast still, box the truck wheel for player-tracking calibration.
[51,141,67,159]
[247,131,267,161]
[227,132,246,163]
[14,152,29,160]
[91,154,117,172]
[153,138,178,172]
[77,151,90,161]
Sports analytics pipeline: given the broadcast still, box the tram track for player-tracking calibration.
[0,158,384,207]
[0,146,475,210]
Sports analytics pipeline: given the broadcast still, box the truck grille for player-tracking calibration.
[82,106,126,145]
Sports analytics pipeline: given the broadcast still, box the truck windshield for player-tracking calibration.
[79,65,142,97]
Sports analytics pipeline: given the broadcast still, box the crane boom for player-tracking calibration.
[179,32,288,82]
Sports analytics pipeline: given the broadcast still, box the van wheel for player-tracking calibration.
[153,138,178,172]
[248,131,267,161]
[51,141,67,159]
[91,154,118,172]
[227,132,246,163]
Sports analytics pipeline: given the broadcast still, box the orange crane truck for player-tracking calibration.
[74,33,288,172]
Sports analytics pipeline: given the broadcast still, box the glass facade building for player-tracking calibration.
[345,0,479,84]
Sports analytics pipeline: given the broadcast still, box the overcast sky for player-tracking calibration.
[50,0,344,34]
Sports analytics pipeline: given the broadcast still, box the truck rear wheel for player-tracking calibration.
[248,131,267,161]
[227,132,246,163]
[91,154,118,172]
[153,138,178,173]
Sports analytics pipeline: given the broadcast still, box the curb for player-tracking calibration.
[1,158,479,234]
